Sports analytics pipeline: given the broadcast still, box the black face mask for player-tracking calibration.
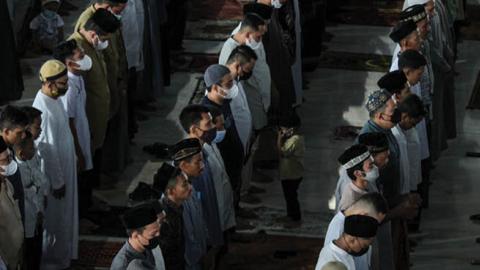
[239,71,253,81]
[144,236,159,250]
[201,127,217,144]
[348,246,370,257]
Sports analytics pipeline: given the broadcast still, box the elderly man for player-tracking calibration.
[325,193,388,270]
[111,203,166,269]
[33,59,78,269]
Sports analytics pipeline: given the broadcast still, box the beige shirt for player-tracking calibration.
[279,134,305,180]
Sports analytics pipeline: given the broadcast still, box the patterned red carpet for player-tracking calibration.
[73,234,323,269]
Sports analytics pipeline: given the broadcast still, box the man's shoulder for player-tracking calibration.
[74,6,95,31]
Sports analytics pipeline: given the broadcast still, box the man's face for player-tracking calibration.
[192,113,215,140]
[240,59,256,77]
[18,140,35,161]
[406,66,425,86]
[378,99,397,129]
[351,236,375,253]
[46,75,69,97]
[169,174,193,202]
[0,150,11,166]
[28,117,42,140]
[406,31,422,51]
[372,150,389,169]
[180,153,204,178]
[135,221,160,248]
[2,127,26,146]
[44,2,59,12]
[400,114,423,130]
[214,74,234,98]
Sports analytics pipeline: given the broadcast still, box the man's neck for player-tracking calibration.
[128,238,146,254]
[333,236,349,252]
[93,3,109,10]
[207,92,224,105]
[352,179,366,191]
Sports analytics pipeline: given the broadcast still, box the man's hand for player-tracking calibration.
[52,185,66,199]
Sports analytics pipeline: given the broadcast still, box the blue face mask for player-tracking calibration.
[213,129,226,144]
[43,9,56,19]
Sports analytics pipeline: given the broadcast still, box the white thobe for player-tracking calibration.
[33,91,78,270]
[203,143,236,231]
[121,0,145,70]
[60,72,93,171]
[392,125,411,194]
[315,241,356,270]
[230,82,253,152]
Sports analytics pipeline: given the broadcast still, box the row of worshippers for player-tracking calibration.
[314,0,463,268]
[208,0,305,222]
[0,56,87,269]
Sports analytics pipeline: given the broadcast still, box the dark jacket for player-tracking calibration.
[158,197,185,270]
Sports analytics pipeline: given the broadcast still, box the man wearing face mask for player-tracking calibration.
[53,40,98,231]
[111,202,166,269]
[315,215,379,270]
[179,105,236,242]
[325,193,388,270]
[231,3,273,132]
[201,65,245,210]
[337,145,380,212]
[177,106,225,256]
[74,0,130,190]
[69,8,121,152]
[33,59,79,269]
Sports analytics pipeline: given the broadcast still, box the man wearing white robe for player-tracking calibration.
[324,193,387,270]
[33,60,78,270]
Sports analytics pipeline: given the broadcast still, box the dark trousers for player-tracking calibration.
[78,170,93,218]
[24,225,43,270]
[281,178,303,221]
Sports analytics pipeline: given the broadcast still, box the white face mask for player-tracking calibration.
[94,39,109,51]
[0,159,18,177]
[75,54,92,71]
[213,129,226,143]
[222,84,239,99]
[363,165,380,183]
[271,0,283,9]
[246,37,261,50]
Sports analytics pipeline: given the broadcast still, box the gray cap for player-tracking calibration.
[204,64,231,88]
